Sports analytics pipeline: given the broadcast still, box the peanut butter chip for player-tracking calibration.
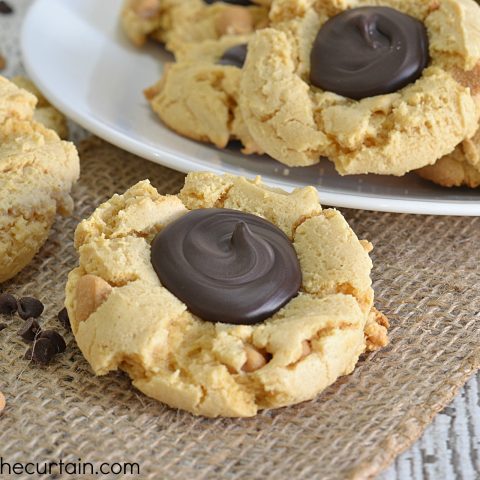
[452,62,480,96]
[215,7,253,36]
[242,344,267,372]
[75,274,113,324]
[134,0,160,19]
[301,340,311,359]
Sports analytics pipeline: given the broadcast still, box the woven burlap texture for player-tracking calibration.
[0,138,479,480]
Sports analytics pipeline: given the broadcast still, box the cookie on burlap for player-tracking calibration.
[65,172,388,417]
[416,124,480,188]
[0,76,79,283]
[145,36,261,153]
[240,0,480,175]
[121,0,270,54]
[11,76,68,139]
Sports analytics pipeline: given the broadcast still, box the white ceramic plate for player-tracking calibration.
[21,0,480,215]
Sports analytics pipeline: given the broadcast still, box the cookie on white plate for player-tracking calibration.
[121,0,270,54]
[240,0,480,175]
[11,76,69,139]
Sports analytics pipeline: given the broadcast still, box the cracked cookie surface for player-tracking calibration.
[145,36,261,153]
[240,0,480,175]
[0,76,79,283]
[66,172,388,417]
[121,0,270,54]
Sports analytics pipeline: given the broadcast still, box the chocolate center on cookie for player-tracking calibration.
[218,44,248,68]
[310,6,429,100]
[151,209,302,325]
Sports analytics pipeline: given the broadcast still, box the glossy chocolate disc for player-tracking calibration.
[151,209,302,325]
[310,6,429,100]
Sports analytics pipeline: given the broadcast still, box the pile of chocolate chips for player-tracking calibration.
[0,292,69,365]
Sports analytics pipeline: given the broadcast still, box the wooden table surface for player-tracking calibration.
[381,374,480,479]
[3,2,479,478]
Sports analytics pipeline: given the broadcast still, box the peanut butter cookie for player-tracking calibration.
[240,0,480,176]
[145,36,261,153]
[66,172,388,417]
[0,76,79,283]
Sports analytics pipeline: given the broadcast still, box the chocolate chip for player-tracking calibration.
[25,338,56,365]
[0,54,6,71]
[0,1,13,14]
[0,293,17,315]
[17,297,44,320]
[0,323,7,332]
[39,330,66,354]
[17,319,41,343]
[58,307,71,331]
[218,44,248,68]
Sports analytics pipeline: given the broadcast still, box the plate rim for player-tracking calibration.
[20,0,480,216]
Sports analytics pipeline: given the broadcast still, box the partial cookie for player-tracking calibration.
[145,36,261,153]
[240,0,480,175]
[0,75,36,123]
[0,76,79,283]
[11,76,69,139]
[121,0,270,54]
[66,172,388,418]
[416,125,480,188]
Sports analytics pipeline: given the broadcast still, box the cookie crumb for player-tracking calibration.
[0,391,5,414]
[18,297,44,320]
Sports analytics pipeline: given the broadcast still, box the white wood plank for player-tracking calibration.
[381,373,480,480]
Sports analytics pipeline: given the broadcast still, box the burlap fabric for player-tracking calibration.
[0,138,479,479]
